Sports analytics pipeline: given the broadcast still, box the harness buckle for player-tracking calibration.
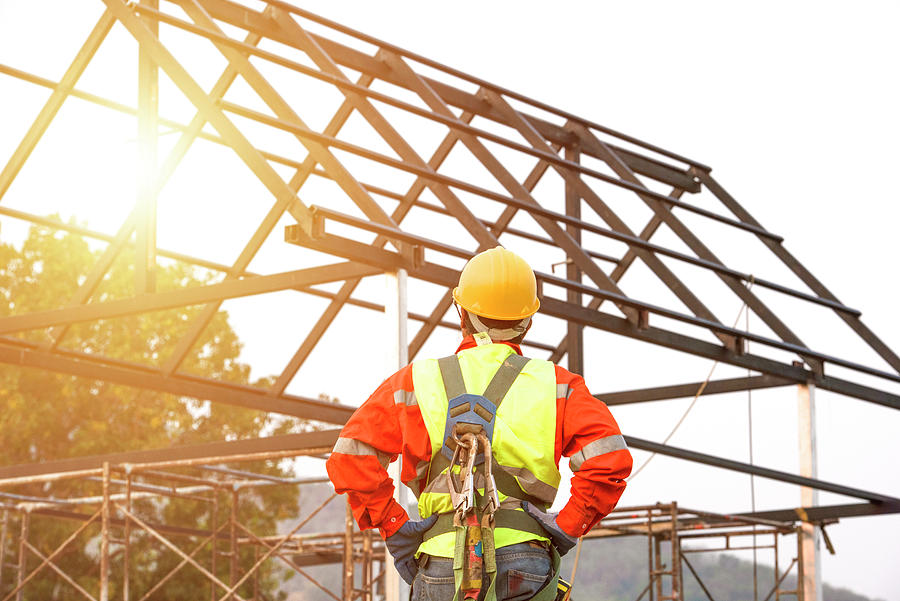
[441,393,497,464]
[448,431,478,522]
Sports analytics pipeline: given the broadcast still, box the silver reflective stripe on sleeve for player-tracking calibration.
[556,383,574,399]
[569,435,628,472]
[393,389,418,406]
[333,437,391,469]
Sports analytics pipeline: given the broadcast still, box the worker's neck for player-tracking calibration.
[456,334,523,355]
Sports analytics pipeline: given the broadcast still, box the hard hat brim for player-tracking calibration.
[452,286,540,321]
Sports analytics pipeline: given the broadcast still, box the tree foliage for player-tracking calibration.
[0,220,302,599]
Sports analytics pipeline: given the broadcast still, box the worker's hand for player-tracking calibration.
[384,514,439,585]
[521,501,578,556]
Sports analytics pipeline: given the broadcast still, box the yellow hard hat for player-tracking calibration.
[452,247,540,320]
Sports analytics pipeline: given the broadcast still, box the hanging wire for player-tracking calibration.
[579,281,761,591]
[627,279,756,482]
[569,535,584,587]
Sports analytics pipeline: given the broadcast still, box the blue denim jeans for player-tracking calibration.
[411,542,552,601]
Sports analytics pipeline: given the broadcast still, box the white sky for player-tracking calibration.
[1,1,898,599]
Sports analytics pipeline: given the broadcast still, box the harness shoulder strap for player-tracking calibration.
[438,351,530,404]
[481,353,530,407]
[437,355,467,400]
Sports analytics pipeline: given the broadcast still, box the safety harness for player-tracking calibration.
[422,352,561,601]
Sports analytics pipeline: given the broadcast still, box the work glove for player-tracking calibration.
[521,501,578,556]
[384,514,439,585]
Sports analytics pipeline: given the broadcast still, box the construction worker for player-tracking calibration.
[326,246,632,600]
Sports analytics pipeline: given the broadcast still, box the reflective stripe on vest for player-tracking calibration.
[412,344,559,557]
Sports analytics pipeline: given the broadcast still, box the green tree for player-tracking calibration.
[0,220,302,599]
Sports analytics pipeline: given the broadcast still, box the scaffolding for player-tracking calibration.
[1,0,899,598]
[0,459,827,601]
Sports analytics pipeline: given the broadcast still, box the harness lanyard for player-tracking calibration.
[448,431,500,601]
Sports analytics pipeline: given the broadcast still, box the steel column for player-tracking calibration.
[384,269,408,601]
[123,472,132,601]
[565,144,584,375]
[101,463,110,601]
[481,90,738,350]
[135,0,159,294]
[211,491,219,601]
[797,383,822,601]
[343,500,354,601]
[15,511,26,601]
[230,489,239,601]
[0,510,6,591]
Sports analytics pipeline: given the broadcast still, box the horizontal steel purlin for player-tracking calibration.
[308,201,852,316]
[286,227,900,388]
[292,231,900,408]
[7,59,842,314]
[168,0,710,179]
[0,430,340,481]
[625,436,900,505]
[737,502,900,524]
[0,209,551,353]
[0,261,380,335]
[599,375,794,405]
[0,340,356,424]
[112,2,707,213]
[217,94,772,241]
[0,62,700,233]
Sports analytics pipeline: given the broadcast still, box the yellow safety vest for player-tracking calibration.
[412,343,559,557]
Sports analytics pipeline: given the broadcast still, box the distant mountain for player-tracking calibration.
[280,485,884,601]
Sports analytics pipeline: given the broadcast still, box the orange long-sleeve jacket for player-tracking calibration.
[325,336,632,539]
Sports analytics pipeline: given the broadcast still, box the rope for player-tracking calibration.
[570,278,757,587]
[569,536,584,586]
[627,279,755,482]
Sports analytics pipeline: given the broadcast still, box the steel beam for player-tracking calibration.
[0,341,355,424]
[283,233,900,407]
[549,192,676,364]
[482,89,737,350]
[572,124,825,373]
[625,436,900,505]
[599,375,793,405]
[696,169,900,376]
[379,50,641,324]
[565,144,584,375]
[287,227,900,386]
[100,0,314,233]
[0,431,339,481]
[136,0,160,296]
[0,12,115,201]
[0,262,380,335]
[736,502,900,523]
[173,0,708,187]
